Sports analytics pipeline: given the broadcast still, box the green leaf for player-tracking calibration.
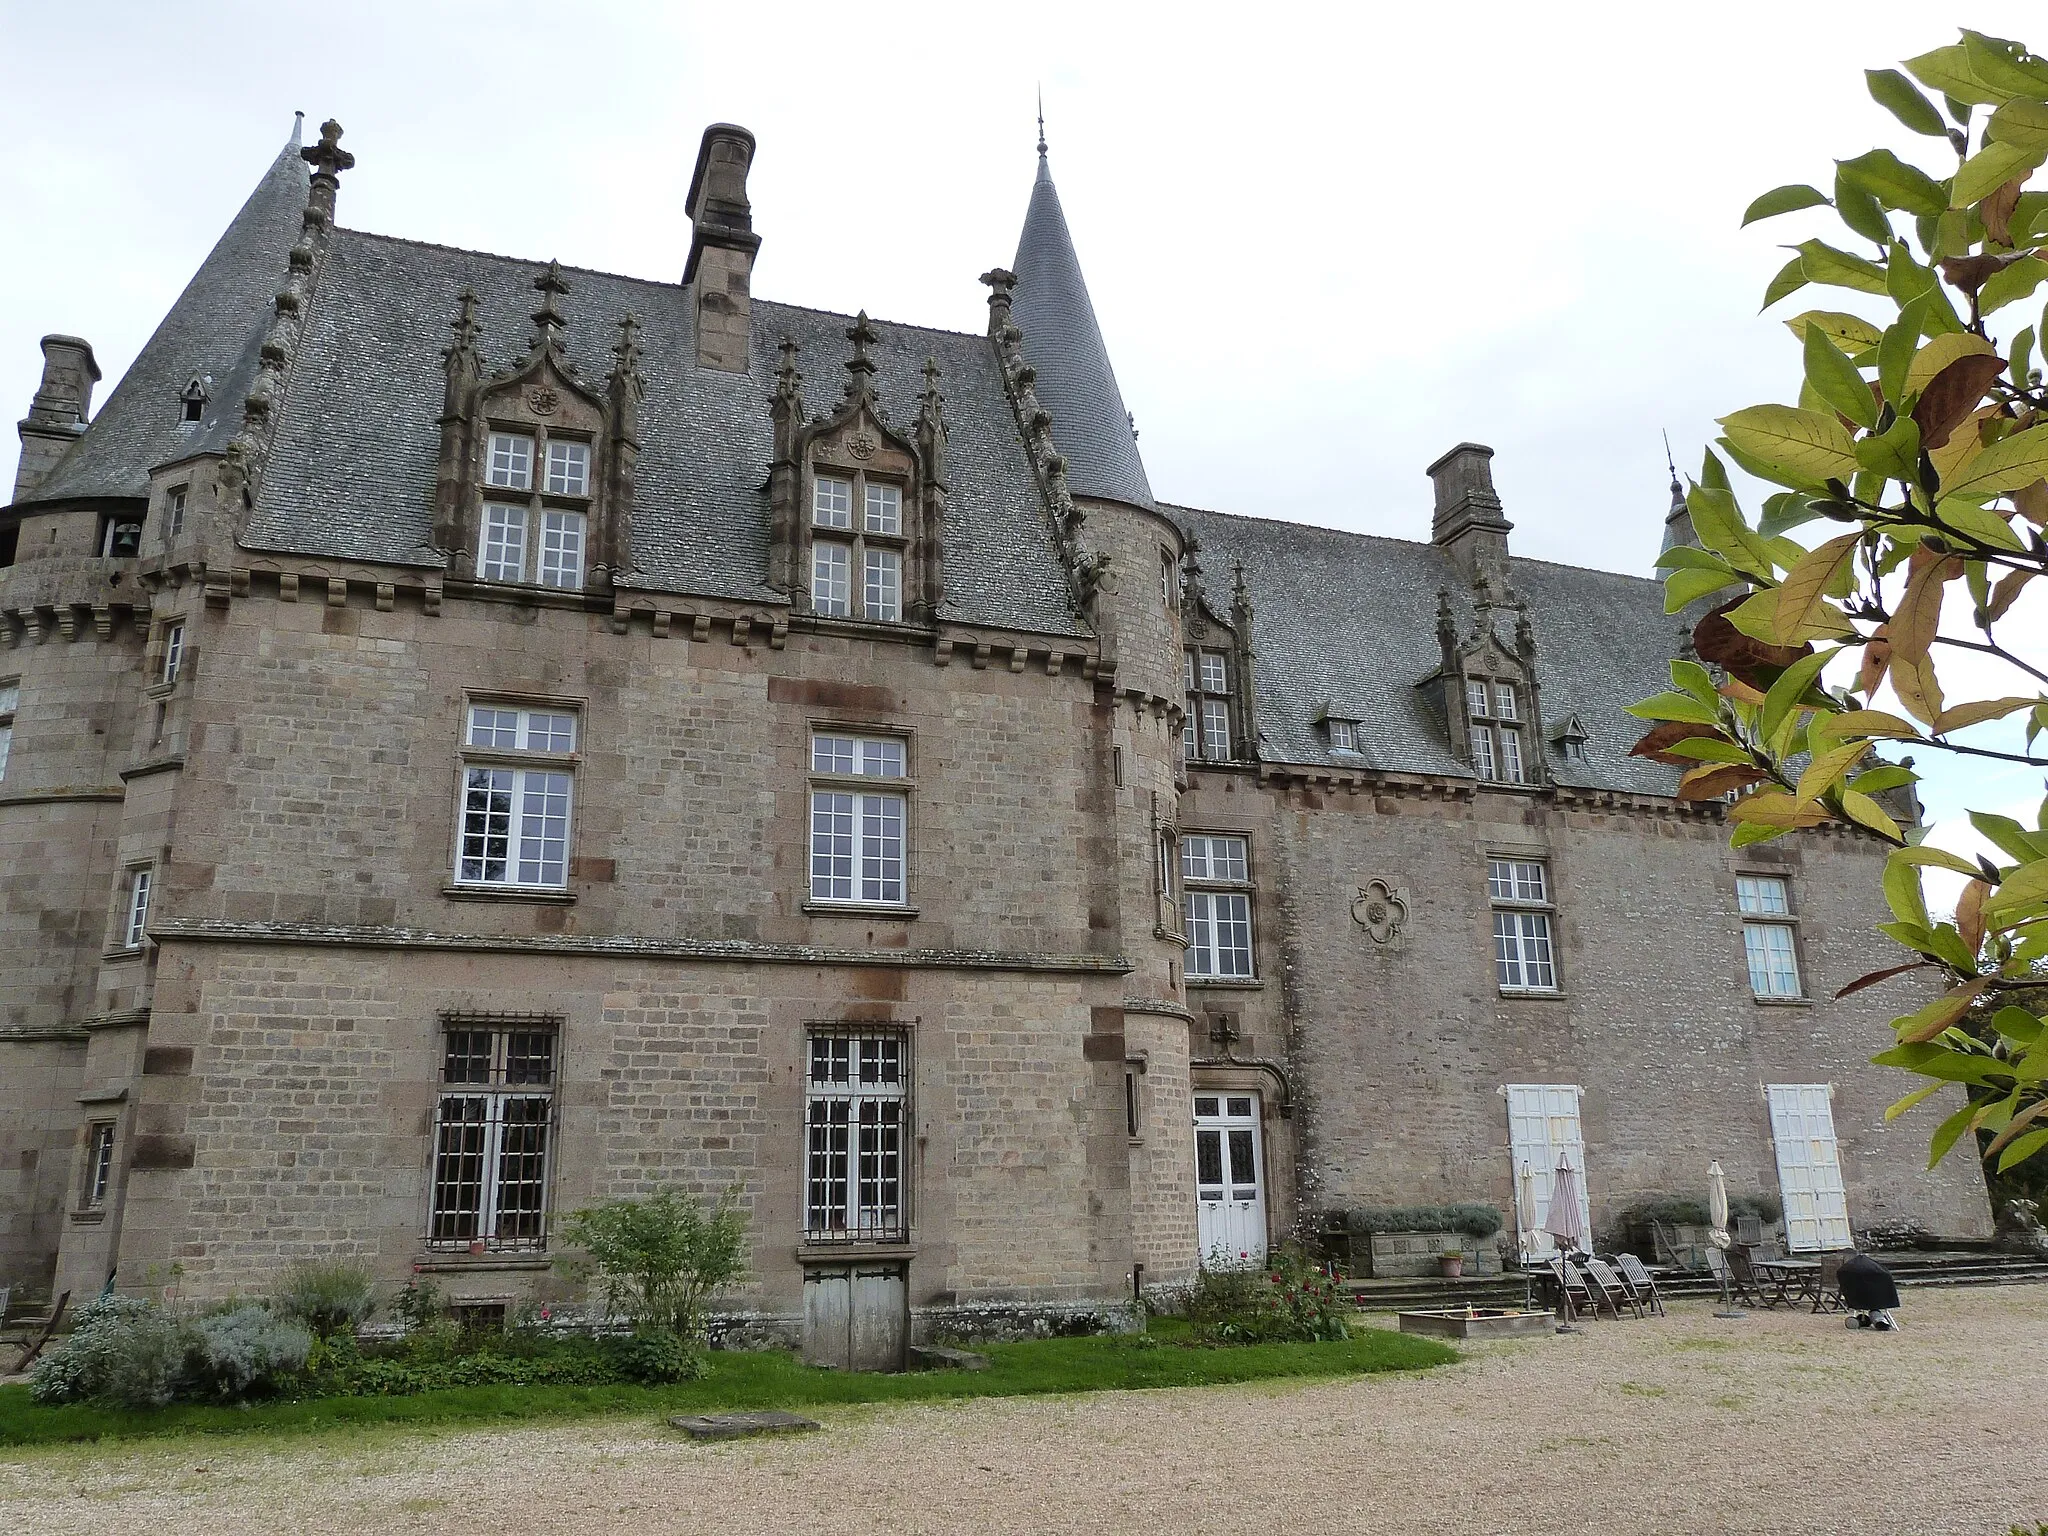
[1837,149,1950,217]
[1760,645,1838,744]
[1663,736,1753,765]
[1879,296,1932,407]
[1671,659,1719,706]
[1989,95,2048,155]
[1982,857,2048,925]
[1663,568,1737,612]
[1962,32,2048,99]
[1730,821,1788,848]
[1762,254,1808,311]
[1954,139,2048,208]
[1906,44,2004,107]
[1802,325,1878,428]
[1848,764,1918,795]
[1885,1081,1946,1120]
[1969,811,2048,863]
[1887,242,1964,332]
[2014,325,2037,388]
[1855,416,1921,481]
[1743,184,1830,226]
[1832,164,1891,246]
[1891,844,1982,877]
[1625,692,1721,727]
[1979,256,2048,317]
[1758,492,1823,538]
[1883,851,1932,927]
[1927,1100,1981,1168]
[1783,310,1885,353]
[1718,405,1858,485]
[1775,531,1862,643]
[1796,239,1888,295]
[1998,1126,2048,1171]
[1943,422,2048,499]
[1685,483,1774,577]
[1867,68,1950,136]
[1934,498,2026,551]
[1990,1006,2045,1044]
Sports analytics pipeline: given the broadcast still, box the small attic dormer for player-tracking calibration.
[1427,577,1549,789]
[433,263,642,592]
[767,312,947,626]
[1176,546,1257,768]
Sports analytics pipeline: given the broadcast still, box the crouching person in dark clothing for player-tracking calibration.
[1839,1252,1901,1330]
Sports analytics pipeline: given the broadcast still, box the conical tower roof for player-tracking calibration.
[27,120,311,504]
[1010,141,1154,510]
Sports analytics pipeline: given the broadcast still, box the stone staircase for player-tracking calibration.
[1345,1248,2048,1312]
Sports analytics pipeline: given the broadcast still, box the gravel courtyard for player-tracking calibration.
[3,1286,2044,1536]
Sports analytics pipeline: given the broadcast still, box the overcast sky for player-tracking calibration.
[0,1,2029,886]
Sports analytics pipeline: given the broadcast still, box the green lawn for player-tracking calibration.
[0,1321,1454,1448]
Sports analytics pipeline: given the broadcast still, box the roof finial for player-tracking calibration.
[1662,429,1685,515]
[1036,87,1047,157]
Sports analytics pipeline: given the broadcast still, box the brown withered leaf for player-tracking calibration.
[1834,959,1932,1000]
[1718,675,1768,706]
[1987,568,2034,622]
[1692,597,1811,690]
[1938,249,2031,293]
[1677,764,1772,801]
[1982,178,2027,248]
[1630,720,1736,767]
[1859,624,1892,697]
[1914,353,2011,450]
[2014,480,2048,525]
[1957,878,1990,957]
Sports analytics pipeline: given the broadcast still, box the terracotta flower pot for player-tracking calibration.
[1438,1254,1465,1279]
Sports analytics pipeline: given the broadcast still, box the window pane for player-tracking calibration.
[543,439,589,496]
[505,1030,555,1086]
[430,1096,488,1240]
[515,770,573,885]
[125,869,152,947]
[1472,725,1495,779]
[537,510,585,589]
[807,1097,851,1232]
[1737,876,1789,915]
[0,682,16,714]
[859,792,905,903]
[1182,712,1198,760]
[1201,698,1230,759]
[1185,892,1214,974]
[480,503,527,581]
[1181,835,1207,881]
[0,722,11,783]
[856,1098,901,1231]
[459,767,514,882]
[813,540,851,616]
[811,1035,851,1085]
[1214,836,1249,882]
[1184,652,1198,693]
[859,738,905,779]
[162,623,184,686]
[522,712,577,753]
[1330,720,1354,750]
[469,707,520,748]
[864,482,901,534]
[812,734,856,775]
[1488,858,1548,903]
[1199,652,1227,693]
[443,1030,493,1084]
[813,476,853,529]
[810,790,855,900]
[493,1097,551,1240]
[486,433,533,491]
[1746,922,1801,997]
[1495,911,1556,990]
[1467,680,1490,718]
[1196,1127,1223,1187]
[1495,683,1518,721]
[1213,891,1254,976]
[863,547,902,621]
[1500,728,1524,784]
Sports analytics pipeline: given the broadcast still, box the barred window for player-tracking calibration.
[1183,833,1255,979]
[456,704,578,889]
[1489,857,1557,992]
[806,1031,908,1241]
[1739,875,1802,998]
[429,1021,557,1248]
[809,733,908,905]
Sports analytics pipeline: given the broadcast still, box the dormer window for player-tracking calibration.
[1466,677,1525,785]
[810,472,904,622]
[1184,649,1234,762]
[478,430,588,590]
[180,376,209,423]
[1328,718,1358,753]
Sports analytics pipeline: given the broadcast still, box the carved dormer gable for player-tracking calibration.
[1177,552,1258,767]
[769,313,943,626]
[434,263,634,593]
[1425,576,1549,789]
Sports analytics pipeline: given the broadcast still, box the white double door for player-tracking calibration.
[1506,1083,1590,1259]
[1194,1090,1267,1265]
[1768,1084,1853,1251]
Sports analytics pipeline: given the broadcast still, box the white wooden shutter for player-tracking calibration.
[1768,1084,1852,1251]
[1505,1084,1589,1256]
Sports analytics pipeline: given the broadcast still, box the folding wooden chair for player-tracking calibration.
[1726,1246,1780,1308]
[1811,1251,1849,1314]
[1561,1257,1619,1319]
[1585,1257,1644,1318]
[1547,1256,1593,1323]
[1616,1252,1666,1316]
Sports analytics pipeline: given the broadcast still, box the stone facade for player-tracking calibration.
[0,117,1991,1352]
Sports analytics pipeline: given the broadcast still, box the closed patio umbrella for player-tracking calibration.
[1707,1160,1732,1251]
[1545,1158,1587,1256]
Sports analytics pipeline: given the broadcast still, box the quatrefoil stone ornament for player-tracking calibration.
[1350,879,1408,944]
[847,433,877,460]
[527,387,560,415]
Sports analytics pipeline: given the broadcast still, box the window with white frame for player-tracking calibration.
[456,704,578,889]
[1466,677,1526,785]
[164,485,187,543]
[82,1121,116,1209]
[428,1021,556,1249]
[809,473,906,622]
[1183,833,1255,979]
[161,621,184,687]
[805,1031,908,1241]
[1489,856,1557,992]
[1183,649,1234,762]
[478,430,589,589]
[0,678,16,784]
[1739,875,1802,998]
[809,732,908,905]
[1161,548,1178,607]
[1328,717,1358,753]
[121,866,153,949]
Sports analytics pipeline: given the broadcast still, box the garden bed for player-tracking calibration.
[0,1319,1455,1447]
[1397,1307,1554,1340]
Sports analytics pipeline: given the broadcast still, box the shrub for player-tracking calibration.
[1622,1194,1784,1228]
[561,1186,747,1343]
[29,1294,184,1410]
[273,1260,377,1339]
[1343,1203,1504,1240]
[387,1276,443,1334]
[1187,1244,1352,1345]
[613,1328,704,1385]
[182,1304,312,1402]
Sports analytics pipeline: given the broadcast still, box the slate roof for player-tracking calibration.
[1170,503,1687,795]
[32,127,311,503]
[1010,151,1155,510]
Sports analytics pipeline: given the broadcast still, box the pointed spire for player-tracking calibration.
[1036,88,1047,157]
[530,261,570,354]
[290,111,304,147]
[442,287,482,418]
[773,337,806,423]
[843,310,879,405]
[1660,433,1700,554]
[1009,139,1154,509]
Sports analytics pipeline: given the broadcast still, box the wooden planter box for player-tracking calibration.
[1366,1230,1498,1278]
[1399,1307,1554,1340]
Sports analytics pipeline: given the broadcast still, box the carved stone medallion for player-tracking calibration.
[847,432,877,460]
[1350,879,1408,944]
[528,387,560,416]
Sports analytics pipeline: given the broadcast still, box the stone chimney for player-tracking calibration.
[13,334,100,502]
[1426,441,1512,588]
[684,124,760,372]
